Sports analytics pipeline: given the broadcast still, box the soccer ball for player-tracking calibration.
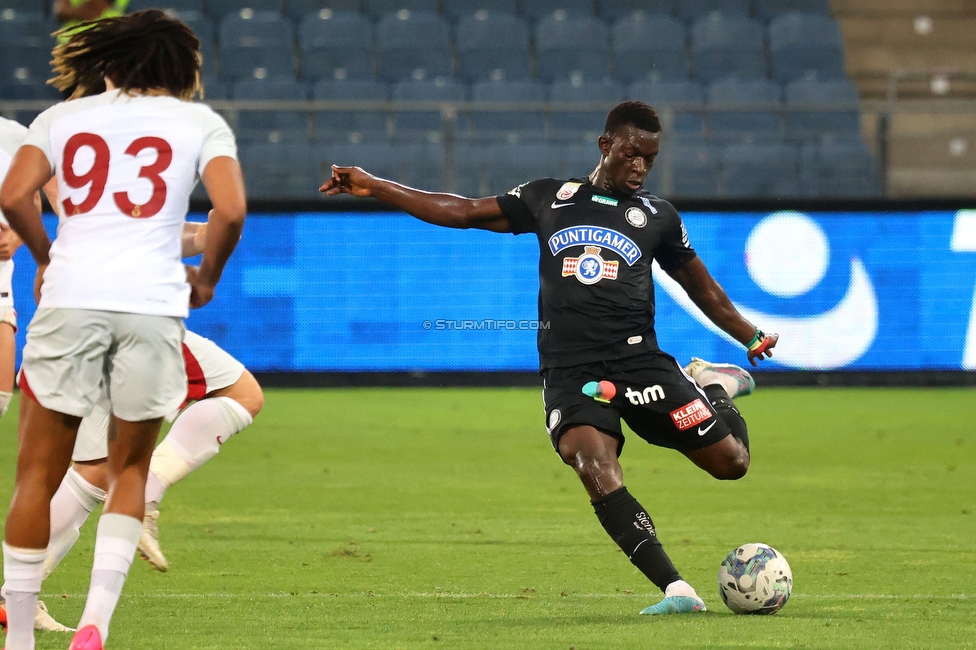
[717,543,793,615]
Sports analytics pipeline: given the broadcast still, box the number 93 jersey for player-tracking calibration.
[23,89,238,317]
[496,178,697,370]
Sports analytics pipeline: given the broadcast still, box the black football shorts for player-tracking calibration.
[541,351,731,455]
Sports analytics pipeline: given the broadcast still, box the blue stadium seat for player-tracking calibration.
[522,1,596,20]
[218,11,296,80]
[691,14,766,82]
[611,14,687,83]
[232,78,310,141]
[391,78,466,134]
[485,141,563,195]
[128,0,205,12]
[0,11,55,48]
[169,11,217,77]
[599,1,676,22]
[670,143,720,197]
[1,0,46,15]
[464,80,547,139]
[769,12,846,82]
[363,0,438,19]
[299,10,375,81]
[801,138,879,197]
[754,0,832,21]
[208,0,283,19]
[549,79,625,136]
[443,0,518,21]
[535,13,609,82]
[312,79,391,141]
[722,142,800,197]
[0,45,53,87]
[0,79,60,124]
[559,141,599,180]
[676,0,750,21]
[456,12,531,82]
[453,141,499,197]
[375,10,452,82]
[706,76,782,141]
[287,0,361,20]
[784,77,861,141]
[628,79,706,139]
[200,77,230,100]
[240,142,322,199]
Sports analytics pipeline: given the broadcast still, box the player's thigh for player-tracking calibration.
[20,308,113,417]
[106,313,186,422]
[183,330,245,396]
[543,363,624,455]
[614,353,730,451]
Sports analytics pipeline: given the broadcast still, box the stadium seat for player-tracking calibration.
[0,45,54,87]
[375,10,452,82]
[320,139,433,189]
[299,10,375,81]
[463,80,547,139]
[706,76,783,142]
[391,78,466,135]
[0,11,56,48]
[691,14,766,82]
[628,79,706,139]
[232,78,310,142]
[549,79,625,137]
[784,76,861,141]
[801,138,880,197]
[669,142,721,197]
[559,141,599,180]
[169,11,216,78]
[753,0,831,21]
[522,1,596,21]
[484,141,564,195]
[443,0,518,21]
[207,0,283,19]
[599,1,675,22]
[0,79,60,124]
[363,0,439,19]
[676,0,750,21]
[452,141,498,197]
[535,13,609,82]
[456,12,531,83]
[240,142,322,199]
[286,0,360,20]
[218,11,296,80]
[611,14,688,83]
[128,0,205,12]
[1,0,46,15]
[200,77,230,100]
[721,142,800,197]
[312,79,391,141]
[768,12,846,83]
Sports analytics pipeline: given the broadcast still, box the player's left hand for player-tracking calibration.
[0,222,23,261]
[747,331,778,367]
[186,265,215,309]
[319,165,376,197]
[33,263,47,304]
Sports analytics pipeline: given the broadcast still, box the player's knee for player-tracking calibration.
[225,370,264,418]
[712,454,749,481]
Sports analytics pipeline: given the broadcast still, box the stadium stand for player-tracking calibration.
[312,79,391,141]
[208,0,283,19]
[670,142,721,197]
[463,79,547,140]
[455,12,532,83]
[534,12,610,82]
[364,0,440,20]
[676,0,751,21]
[2,0,46,14]
[628,79,707,139]
[443,0,519,21]
[722,142,802,197]
[287,0,361,21]
[611,13,688,83]
[128,0,205,11]
[549,78,625,137]
[690,13,767,82]
[768,12,846,82]
[800,137,879,197]
[784,76,861,141]
[754,0,832,21]
[599,1,676,22]
[218,10,296,81]
[298,10,375,81]
[521,1,597,21]
[375,10,452,82]
[232,78,310,142]
[0,11,55,47]
[706,76,783,142]
[240,141,321,199]
[391,77,466,135]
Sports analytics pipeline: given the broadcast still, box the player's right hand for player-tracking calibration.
[319,165,375,197]
[747,332,778,367]
[185,265,215,309]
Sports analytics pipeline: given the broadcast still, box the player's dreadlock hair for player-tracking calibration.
[51,9,201,100]
[604,101,662,138]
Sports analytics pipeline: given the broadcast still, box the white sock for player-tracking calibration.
[145,397,253,505]
[0,390,12,418]
[2,543,46,650]
[77,514,142,642]
[665,579,700,599]
[44,467,107,579]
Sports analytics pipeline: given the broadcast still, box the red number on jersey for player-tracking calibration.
[61,133,110,216]
[113,137,173,218]
[61,134,173,218]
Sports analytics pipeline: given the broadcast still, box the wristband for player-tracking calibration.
[747,328,765,351]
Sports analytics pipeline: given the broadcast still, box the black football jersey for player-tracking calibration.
[496,177,697,370]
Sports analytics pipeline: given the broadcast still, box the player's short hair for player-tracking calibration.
[604,101,662,138]
[51,10,202,100]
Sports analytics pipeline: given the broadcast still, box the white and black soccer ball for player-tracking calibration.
[717,543,793,615]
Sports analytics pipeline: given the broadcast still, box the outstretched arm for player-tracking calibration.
[667,257,778,366]
[320,165,511,233]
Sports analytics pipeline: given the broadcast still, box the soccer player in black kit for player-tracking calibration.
[321,101,778,615]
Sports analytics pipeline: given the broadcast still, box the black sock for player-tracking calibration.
[704,384,749,451]
[592,487,681,592]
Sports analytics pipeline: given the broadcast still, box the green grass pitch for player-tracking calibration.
[1,387,974,649]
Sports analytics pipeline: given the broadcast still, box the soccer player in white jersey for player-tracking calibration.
[0,11,246,650]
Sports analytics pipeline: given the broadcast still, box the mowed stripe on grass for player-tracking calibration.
[2,387,974,649]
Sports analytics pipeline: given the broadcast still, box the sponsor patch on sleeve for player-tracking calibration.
[669,398,711,430]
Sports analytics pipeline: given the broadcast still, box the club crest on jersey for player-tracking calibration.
[548,226,642,265]
[625,207,647,228]
[562,246,618,285]
[556,182,582,200]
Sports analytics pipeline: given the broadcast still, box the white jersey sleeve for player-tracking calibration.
[196,107,237,176]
